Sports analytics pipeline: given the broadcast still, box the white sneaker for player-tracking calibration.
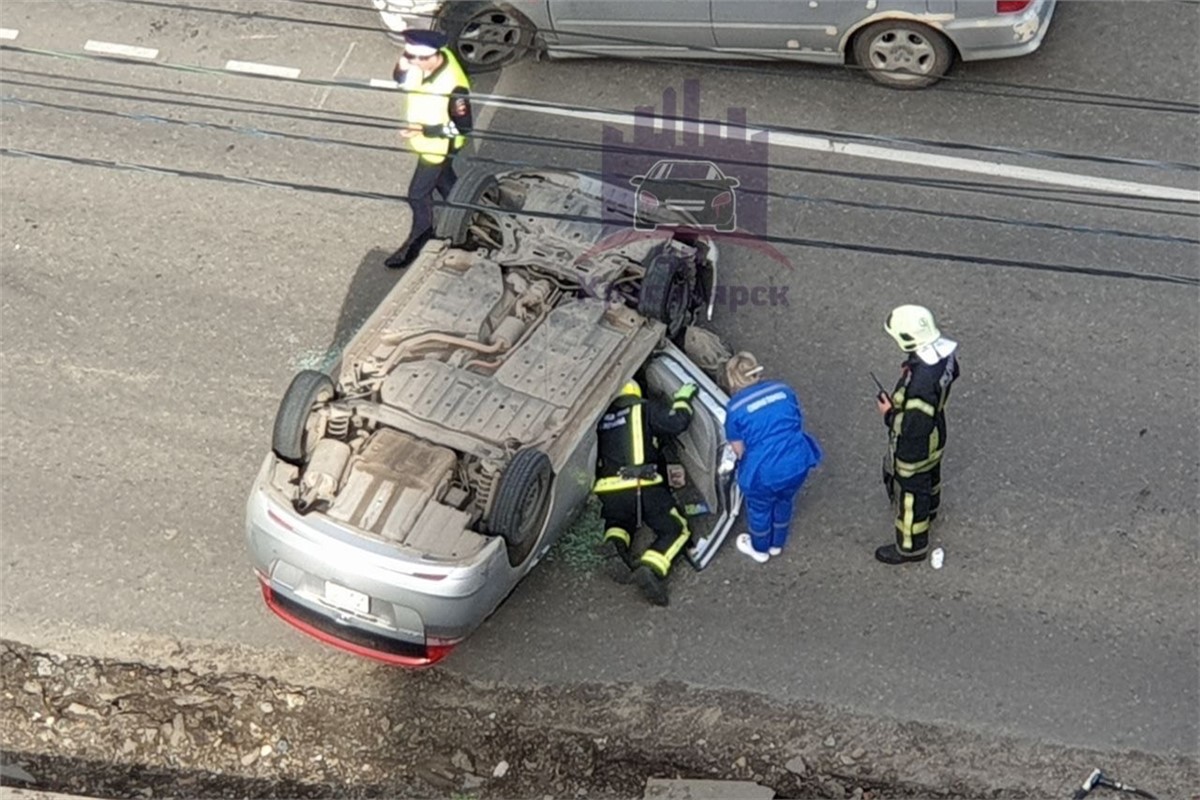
[768,547,782,556]
[736,534,770,563]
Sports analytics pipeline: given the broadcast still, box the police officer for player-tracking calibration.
[385,30,473,269]
[723,352,822,563]
[875,305,960,565]
[594,379,698,606]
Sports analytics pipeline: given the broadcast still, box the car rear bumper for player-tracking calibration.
[947,0,1058,62]
[256,576,458,667]
[246,457,506,667]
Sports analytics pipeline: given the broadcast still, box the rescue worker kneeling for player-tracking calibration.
[594,379,697,606]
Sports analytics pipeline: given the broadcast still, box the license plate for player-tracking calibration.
[324,581,369,615]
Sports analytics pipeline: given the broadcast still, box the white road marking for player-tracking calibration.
[474,95,1200,203]
[316,42,356,110]
[84,40,159,59]
[0,28,19,40]
[225,60,301,79]
[370,78,400,90]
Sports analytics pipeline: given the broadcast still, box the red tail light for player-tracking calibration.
[996,0,1032,12]
[711,191,733,209]
[638,191,659,209]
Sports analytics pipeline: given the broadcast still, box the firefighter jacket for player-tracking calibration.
[399,50,471,164]
[885,350,960,478]
[594,393,692,493]
[725,380,822,494]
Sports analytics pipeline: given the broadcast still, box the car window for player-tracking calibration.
[663,162,720,181]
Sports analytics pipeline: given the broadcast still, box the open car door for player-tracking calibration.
[642,340,742,570]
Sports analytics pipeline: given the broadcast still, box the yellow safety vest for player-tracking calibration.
[402,50,469,164]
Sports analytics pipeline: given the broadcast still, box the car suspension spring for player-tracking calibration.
[326,414,350,440]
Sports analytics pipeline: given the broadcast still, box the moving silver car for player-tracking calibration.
[246,168,743,666]
[372,0,1057,87]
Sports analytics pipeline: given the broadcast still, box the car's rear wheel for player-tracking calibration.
[439,3,535,73]
[638,245,695,343]
[273,370,334,466]
[489,448,553,566]
[852,20,953,89]
[436,166,507,248]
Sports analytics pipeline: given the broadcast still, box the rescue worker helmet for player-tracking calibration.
[885,305,940,352]
[620,380,642,398]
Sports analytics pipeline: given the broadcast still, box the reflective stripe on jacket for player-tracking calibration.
[593,391,691,493]
[887,352,960,476]
[402,50,469,163]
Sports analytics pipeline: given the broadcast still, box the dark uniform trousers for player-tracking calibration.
[599,488,690,577]
[884,351,960,556]
[595,392,693,578]
[401,157,458,253]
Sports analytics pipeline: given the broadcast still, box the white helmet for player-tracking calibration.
[885,305,940,352]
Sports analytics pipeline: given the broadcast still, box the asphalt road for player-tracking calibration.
[1,0,1197,771]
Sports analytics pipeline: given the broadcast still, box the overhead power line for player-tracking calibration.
[3,43,1198,179]
[93,0,1200,117]
[3,146,1195,288]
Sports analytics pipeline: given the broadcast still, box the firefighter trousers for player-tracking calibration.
[598,484,690,577]
[884,459,941,556]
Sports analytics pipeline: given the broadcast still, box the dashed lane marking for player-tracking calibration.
[474,95,1200,204]
[84,40,159,59]
[0,28,19,40]
[224,60,300,79]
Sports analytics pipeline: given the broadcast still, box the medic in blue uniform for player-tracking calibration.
[723,353,822,563]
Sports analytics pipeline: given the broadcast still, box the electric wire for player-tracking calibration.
[7,91,1196,248]
[92,0,1200,117]
[4,43,1199,185]
[3,146,1195,288]
[8,65,1196,222]
[6,68,1197,241]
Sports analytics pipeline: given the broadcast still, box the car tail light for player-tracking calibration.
[996,0,1032,12]
[638,191,659,209]
[711,191,733,209]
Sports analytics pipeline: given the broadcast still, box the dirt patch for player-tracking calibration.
[1,640,1191,799]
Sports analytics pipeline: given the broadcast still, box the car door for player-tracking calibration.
[712,0,945,59]
[548,0,716,55]
[642,341,743,570]
[711,0,840,58]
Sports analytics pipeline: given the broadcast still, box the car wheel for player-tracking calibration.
[852,20,953,89]
[436,165,506,248]
[489,448,553,566]
[638,244,695,343]
[439,2,535,73]
[273,370,334,466]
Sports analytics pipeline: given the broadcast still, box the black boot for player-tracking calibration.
[874,544,927,565]
[383,230,434,269]
[384,245,413,269]
[633,565,669,607]
[599,540,633,584]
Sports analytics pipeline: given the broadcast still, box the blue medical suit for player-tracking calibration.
[725,380,822,553]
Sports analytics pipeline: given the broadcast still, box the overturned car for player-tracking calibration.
[246,167,743,666]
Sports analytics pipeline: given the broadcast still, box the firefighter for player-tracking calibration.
[594,379,698,606]
[875,305,961,565]
[385,29,473,269]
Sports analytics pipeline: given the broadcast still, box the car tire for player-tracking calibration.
[489,448,553,566]
[638,244,695,343]
[436,165,504,247]
[438,2,535,74]
[852,20,953,89]
[272,370,335,466]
